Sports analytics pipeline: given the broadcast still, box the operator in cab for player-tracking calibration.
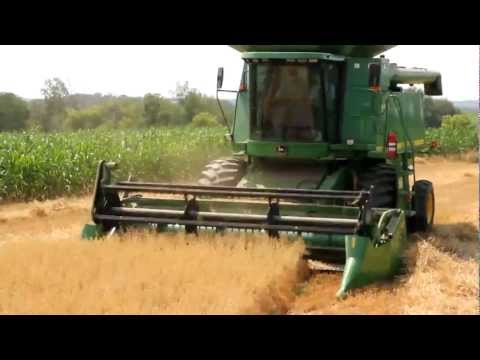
[262,65,318,142]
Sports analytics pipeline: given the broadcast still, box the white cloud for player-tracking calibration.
[0,45,477,101]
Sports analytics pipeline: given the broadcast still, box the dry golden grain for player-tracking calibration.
[30,207,47,218]
[0,231,305,314]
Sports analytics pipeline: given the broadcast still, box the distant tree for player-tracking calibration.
[144,93,186,126]
[143,94,162,126]
[181,90,235,124]
[63,107,104,130]
[167,81,235,124]
[40,78,70,131]
[441,114,472,129]
[64,93,108,110]
[173,81,191,99]
[182,90,204,122]
[41,78,70,100]
[26,99,46,129]
[63,97,145,130]
[191,112,220,128]
[424,97,460,128]
[0,93,30,131]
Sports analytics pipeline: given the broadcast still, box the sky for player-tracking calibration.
[0,45,478,101]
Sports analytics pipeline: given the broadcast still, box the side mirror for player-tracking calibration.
[217,67,224,89]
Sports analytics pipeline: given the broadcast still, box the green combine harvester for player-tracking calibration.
[82,45,440,298]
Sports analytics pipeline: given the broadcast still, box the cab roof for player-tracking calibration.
[230,45,396,58]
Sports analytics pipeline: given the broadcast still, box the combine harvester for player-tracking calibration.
[82,45,441,298]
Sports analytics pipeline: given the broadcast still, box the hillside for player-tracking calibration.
[454,100,479,112]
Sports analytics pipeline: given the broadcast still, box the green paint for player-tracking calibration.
[246,141,329,159]
[337,211,407,298]
[304,234,347,249]
[318,167,351,191]
[81,224,104,240]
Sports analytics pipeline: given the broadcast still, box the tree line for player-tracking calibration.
[0,78,234,132]
[0,77,465,132]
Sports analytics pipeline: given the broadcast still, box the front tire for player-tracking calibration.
[410,180,435,233]
[357,163,397,208]
[197,157,247,187]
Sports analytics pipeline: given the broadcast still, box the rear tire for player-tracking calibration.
[410,180,434,233]
[198,157,247,187]
[357,163,397,208]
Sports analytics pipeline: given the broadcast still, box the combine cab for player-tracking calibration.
[82,45,440,298]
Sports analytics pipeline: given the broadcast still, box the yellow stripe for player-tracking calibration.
[398,139,425,150]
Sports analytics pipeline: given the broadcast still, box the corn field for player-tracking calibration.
[1,124,478,202]
[424,125,478,155]
[0,127,231,201]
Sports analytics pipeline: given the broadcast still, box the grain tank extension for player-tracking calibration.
[82,45,440,298]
